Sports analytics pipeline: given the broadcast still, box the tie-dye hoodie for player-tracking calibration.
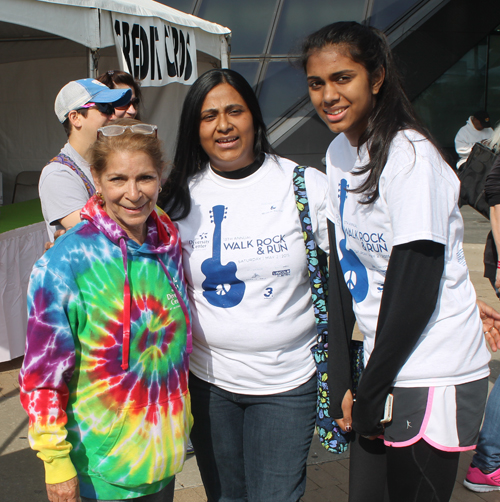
[19,195,192,500]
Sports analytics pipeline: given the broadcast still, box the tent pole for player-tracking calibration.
[88,49,99,78]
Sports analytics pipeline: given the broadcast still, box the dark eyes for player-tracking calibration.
[108,176,156,182]
[201,108,244,121]
[308,79,324,89]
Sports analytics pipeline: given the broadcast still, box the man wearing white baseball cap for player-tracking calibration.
[40,78,131,240]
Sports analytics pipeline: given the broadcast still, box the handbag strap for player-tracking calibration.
[49,153,96,198]
[292,165,328,343]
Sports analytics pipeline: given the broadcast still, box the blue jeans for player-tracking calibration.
[80,477,174,502]
[189,373,316,502]
[472,378,500,472]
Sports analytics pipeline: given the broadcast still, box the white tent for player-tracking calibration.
[0,0,231,203]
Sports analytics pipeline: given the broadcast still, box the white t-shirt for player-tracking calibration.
[455,118,493,168]
[326,130,490,388]
[39,142,95,241]
[176,155,329,395]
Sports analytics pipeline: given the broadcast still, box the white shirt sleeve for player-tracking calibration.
[382,137,457,247]
[305,166,329,254]
[39,164,90,225]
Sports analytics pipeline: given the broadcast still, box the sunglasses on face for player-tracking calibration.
[114,97,140,110]
[78,102,115,116]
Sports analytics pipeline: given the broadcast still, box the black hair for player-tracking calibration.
[159,68,274,220]
[62,108,88,138]
[97,70,142,102]
[301,21,437,204]
[97,70,143,119]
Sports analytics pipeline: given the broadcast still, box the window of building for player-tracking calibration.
[197,0,278,56]
[369,0,423,29]
[257,61,308,125]
[270,0,366,55]
[413,38,489,148]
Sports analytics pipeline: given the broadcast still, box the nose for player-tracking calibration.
[216,113,232,133]
[323,82,340,106]
[126,180,141,201]
[126,102,137,118]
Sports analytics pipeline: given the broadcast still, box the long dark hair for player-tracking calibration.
[301,22,436,204]
[159,68,274,220]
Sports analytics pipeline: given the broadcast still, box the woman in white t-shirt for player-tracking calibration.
[160,69,329,502]
[300,21,491,502]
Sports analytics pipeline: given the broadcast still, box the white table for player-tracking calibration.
[0,221,47,362]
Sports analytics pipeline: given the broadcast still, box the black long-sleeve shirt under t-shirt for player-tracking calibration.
[328,221,444,437]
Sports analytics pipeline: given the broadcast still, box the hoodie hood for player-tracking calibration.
[81,194,179,255]
[80,195,191,369]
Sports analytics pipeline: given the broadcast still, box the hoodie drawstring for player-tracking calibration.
[119,237,131,371]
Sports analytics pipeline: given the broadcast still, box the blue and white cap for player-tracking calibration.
[54,78,132,123]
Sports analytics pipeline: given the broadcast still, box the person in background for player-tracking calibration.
[487,122,500,154]
[455,110,494,169]
[20,118,192,502]
[97,70,142,120]
[39,78,131,240]
[465,152,500,493]
[161,68,329,502]
[301,21,491,502]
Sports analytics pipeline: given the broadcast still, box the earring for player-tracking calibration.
[96,191,105,206]
[158,186,162,193]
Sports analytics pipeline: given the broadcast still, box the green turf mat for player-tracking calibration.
[0,198,44,234]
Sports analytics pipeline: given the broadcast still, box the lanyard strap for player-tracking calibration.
[50,153,96,198]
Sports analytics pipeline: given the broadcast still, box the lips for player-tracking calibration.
[122,203,147,213]
[216,136,239,147]
[324,106,348,123]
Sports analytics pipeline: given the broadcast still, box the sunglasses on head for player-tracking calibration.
[97,123,158,138]
[115,97,140,110]
[78,102,115,116]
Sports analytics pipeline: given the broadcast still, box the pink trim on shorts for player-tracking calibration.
[384,387,434,448]
[384,387,477,452]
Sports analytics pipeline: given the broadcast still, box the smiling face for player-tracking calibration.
[306,44,384,146]
[111,84,138,119]
[93,150,160,244]
[199,83,255,172]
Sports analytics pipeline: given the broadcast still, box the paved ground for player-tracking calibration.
[1,206,500,501]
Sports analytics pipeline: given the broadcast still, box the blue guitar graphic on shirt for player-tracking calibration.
[338,179,369,303]
[201,205,245,308]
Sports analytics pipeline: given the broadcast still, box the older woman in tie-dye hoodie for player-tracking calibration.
[19,119,192,502]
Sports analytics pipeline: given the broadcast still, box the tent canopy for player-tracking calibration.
[0,0,231,204]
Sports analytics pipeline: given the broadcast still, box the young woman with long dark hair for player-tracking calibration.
[301,21,491,502]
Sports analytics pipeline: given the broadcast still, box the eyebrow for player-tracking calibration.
[201,103,245,114]
[307,69,357,81]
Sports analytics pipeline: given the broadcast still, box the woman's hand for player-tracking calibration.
[44,229,67,253]
[477,299,500,352]
[46,476,80,502]
[335,389,353,432]
[495,268,500,292]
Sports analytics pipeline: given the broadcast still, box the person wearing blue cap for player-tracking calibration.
[39,78,131,240]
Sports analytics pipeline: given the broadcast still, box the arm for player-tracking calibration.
[477,299,500,352]
[305,167,330,254]
[39,167,91,236]
[46,477,80,502]
[327,220,356,423]
[59,210,81,231]
[19,265,78,487]
[490,206,500,289]
[455,125,473,161]
[352,240,444,437]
